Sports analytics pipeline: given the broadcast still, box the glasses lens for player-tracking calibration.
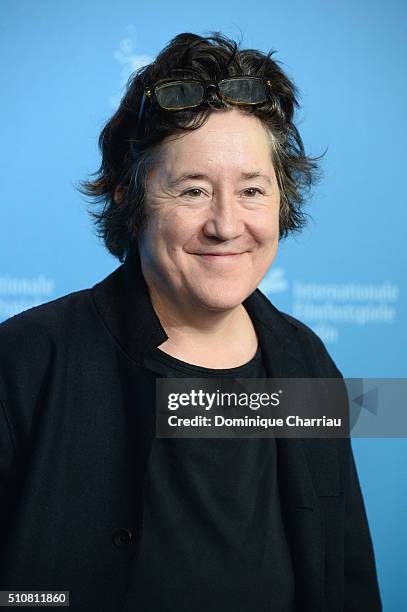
[218,78,268,104]
[155,81,204,110]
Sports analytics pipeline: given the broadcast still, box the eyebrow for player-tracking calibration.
[168,171,272,188]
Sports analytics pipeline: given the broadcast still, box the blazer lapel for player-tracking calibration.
[244,304,325,612]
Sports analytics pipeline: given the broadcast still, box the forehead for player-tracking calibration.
[158,109,274,176]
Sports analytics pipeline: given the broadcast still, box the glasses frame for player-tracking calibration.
[137,76,273,123]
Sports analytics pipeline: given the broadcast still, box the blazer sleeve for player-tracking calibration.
[289,315,382,610]
[313,331,382,610]
[0,309,56,559]
[342,438,382,610]
[314,332,382,610]
[0,397,17,556]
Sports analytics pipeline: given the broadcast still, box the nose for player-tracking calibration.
[202,191,245,241]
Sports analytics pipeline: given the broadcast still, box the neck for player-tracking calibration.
[146,283,258,369]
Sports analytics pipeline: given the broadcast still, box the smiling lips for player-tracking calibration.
[195,252,244,261]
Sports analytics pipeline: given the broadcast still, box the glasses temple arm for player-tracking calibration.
[137,89,149,124]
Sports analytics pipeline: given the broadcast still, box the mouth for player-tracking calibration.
[194,252,245,262]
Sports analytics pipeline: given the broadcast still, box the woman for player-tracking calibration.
[0,32,381,611]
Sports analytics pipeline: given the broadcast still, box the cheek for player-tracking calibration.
[146,209,198,254]
[167,205,203,232]
[251,208,280,242]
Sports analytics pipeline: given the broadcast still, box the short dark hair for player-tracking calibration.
[78,31,323,262]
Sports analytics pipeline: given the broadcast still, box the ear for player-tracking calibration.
[114,184,125,204]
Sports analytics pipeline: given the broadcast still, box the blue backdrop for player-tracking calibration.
[1,1,406,607]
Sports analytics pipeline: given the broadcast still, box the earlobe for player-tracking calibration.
[114,185,125,205]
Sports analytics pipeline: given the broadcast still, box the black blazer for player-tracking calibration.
[0,244,381,611]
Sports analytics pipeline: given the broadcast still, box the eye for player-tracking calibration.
[181,188,204,198]
[243,187,263,197]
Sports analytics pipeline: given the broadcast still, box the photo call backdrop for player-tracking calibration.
[1,1,406,608]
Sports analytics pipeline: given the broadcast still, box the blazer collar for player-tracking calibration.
[91,239,305,376]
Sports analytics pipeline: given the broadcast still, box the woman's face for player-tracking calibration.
[137,108,281,315]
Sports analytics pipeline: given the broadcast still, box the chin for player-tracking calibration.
[194,285,253,311]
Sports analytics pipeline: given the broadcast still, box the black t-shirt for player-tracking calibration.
[125,343,295,612]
